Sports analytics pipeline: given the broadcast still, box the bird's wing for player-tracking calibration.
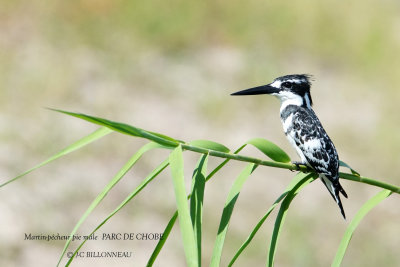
[289,108,339,178]
[286,107,347,218]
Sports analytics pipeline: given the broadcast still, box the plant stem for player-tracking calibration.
[339,173,400,194]
[180,144,400,195]
[181,144,309,172]
[54,109,400,195]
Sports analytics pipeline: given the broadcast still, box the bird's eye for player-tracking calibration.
[282,82,293,88]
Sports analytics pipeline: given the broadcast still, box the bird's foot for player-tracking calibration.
[292,161,305,171]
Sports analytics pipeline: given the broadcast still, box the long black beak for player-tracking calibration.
[231,84,279,96]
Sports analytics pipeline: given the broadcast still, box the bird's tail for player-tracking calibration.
[320,175,348,219]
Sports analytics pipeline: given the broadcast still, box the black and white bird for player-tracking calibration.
[231,74,348,219]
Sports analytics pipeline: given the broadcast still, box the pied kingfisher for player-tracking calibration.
[231,74,347,219]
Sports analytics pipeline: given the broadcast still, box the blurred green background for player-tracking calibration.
[1,0,399,266]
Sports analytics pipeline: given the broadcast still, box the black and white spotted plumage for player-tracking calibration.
[281,102,348,218]
[232,74,348,218]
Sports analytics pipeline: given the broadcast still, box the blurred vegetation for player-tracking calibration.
[1,0,400,266]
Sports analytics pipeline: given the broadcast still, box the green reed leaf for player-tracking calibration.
[267,173,317,267]
[211,163,258,267]
[332,189,392,267]
[228,172,312,266]
[339,160,360,176]
[59,142,163,266]
[65,156,169,266]
[1,127,112,188]
[170,145,198,267]
[50,109,179,148]
[189,140,230,153]
[147,211,178,267]
[190,154,209,267]
[247,138,291,163]
[148,145,247,266]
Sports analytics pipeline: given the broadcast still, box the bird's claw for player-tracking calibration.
[292,161,304,171]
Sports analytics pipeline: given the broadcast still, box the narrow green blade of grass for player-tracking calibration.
[169,145,198,267]
[247,138,291,163]
[339,160,360,176]
[332,189,392,267]
[190,154,209,267]
[210,163,258,267]
[147,210,178,267]
[66,158,169,266]
[189,140,230,153]
[51,109,179,148]
[0,127,112,188]
[266,173,317,267]
[148,145,247,266]
[58,142,164,266]
[228,172,311,267]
